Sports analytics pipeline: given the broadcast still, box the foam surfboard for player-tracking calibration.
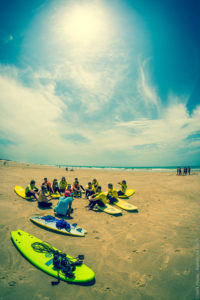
[96,203,122,215]
[14,186,36,200]
[11,229,95,283]
[118,189,135,199]
[47,192,61,199]
[103,191,137,211]
[30,216,87,237]
[112,198,138,211]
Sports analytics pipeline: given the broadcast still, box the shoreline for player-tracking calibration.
[1,159,199,173]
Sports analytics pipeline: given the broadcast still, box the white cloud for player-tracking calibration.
[137,59,160,113]
[0,63,199,166]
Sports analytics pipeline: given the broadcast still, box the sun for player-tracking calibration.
[56,3,110,47]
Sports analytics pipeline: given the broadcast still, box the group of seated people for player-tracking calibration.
[86,180,127,210]
[25,177,128,215]
[25,177,85,217]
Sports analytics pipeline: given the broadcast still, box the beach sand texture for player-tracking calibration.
[0,160,199,300]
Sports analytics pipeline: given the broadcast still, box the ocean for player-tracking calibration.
[59,165,200,172]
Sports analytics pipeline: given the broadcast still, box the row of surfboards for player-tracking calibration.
[14,186,137,215]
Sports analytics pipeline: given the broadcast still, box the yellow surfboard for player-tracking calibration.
[47,191,61,199]
[11,230,95,283]
[113,198,138,211]
[14,186,36,201]
[96,203,122,215]
[118,189,135,199]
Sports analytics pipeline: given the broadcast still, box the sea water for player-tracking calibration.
[59,165,200,172]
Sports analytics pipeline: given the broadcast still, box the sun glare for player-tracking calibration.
[56,3,110,47]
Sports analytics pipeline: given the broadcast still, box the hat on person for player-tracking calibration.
[64,191,71,197]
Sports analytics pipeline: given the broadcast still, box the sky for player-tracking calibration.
[0,0,200,167]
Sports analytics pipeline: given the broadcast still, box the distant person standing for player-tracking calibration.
[183,167,187,176]
[187,166,191,175]
[177,167,182,176]
[179,168,182,176]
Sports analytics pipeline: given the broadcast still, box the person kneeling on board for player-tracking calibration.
[38,185,52,208]
[54,191,73,218]
[107,183,118,204]
[88,186,106,210]
[25,180,40,200]
[117,180,127,196]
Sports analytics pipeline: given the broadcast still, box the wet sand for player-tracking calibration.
[0,160,199,300]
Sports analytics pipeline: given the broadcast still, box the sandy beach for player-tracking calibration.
[0,160,199,300]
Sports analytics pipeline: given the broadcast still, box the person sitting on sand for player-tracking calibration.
[54,191,73,218]
[52,179,60,194]
[117,180,127,196]
[65,184,73,196]
[42,178,53,194]
[25,180,39,200]
[85,182,95,199]
[88,186,107,210]
[74,178,85,191]
[107,183,118,204]
[72,180,82,198]
[59,177,68,193]
[38,185,52,208]
[92,179,99,193]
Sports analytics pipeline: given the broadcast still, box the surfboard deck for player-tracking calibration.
[118,189,135,199]
[11,229,95,283]
[96,203,122,215]
[30,216,87,236]
[113,199,138,211]
[47,192,61,199]
[14,186,36,200]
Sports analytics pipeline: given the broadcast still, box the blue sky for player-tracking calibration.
[0,0,200,166]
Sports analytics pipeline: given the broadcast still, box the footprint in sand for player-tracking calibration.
[160,256,170,270]
[132,249,138,253]
[135,274,152,288]
[174,249,181,252]
[33,295,50,300]
[132,249,147,254]
[104,287,112,292]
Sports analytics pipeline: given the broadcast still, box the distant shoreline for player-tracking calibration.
[1,159,200,172]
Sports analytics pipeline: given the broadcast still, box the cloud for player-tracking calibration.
[137,59,160,117]
[1,59,200,167]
